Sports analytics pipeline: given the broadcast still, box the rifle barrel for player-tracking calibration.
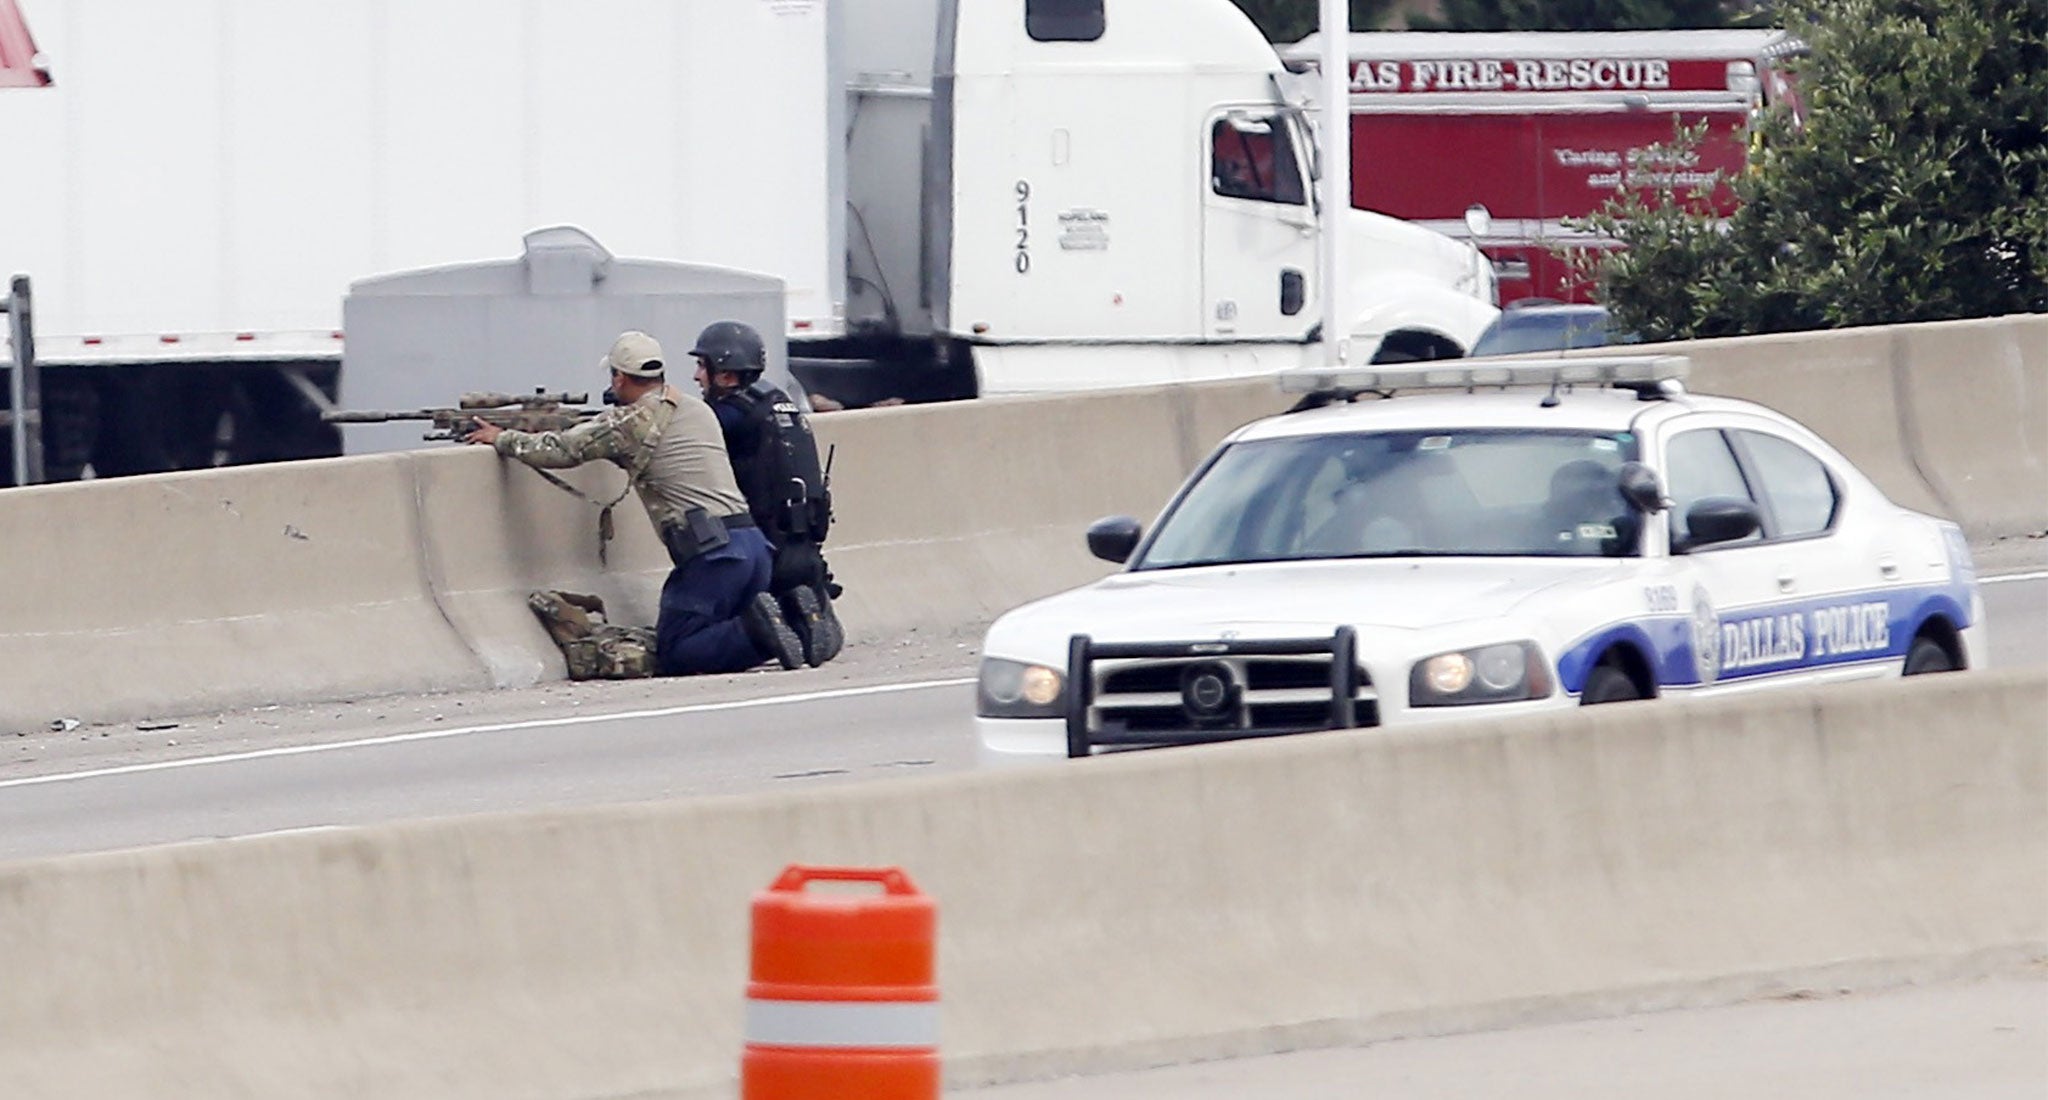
[321,409,444,423]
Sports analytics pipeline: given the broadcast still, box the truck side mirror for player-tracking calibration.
[1463,203,1493,238]
[1086,515,1143,563]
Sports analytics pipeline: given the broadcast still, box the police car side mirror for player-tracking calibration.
[1086,516,1143,564]
[1618,461,1666,514]
[1678,497,1762,551]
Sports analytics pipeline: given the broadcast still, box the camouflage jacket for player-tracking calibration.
[494,385,750,534]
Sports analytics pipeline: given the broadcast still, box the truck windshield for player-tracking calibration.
[1137,428,1643,567]
[1211,115,1306,205]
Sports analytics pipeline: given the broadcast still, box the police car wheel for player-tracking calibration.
[1902,635,1956,676]
[1580,664,1643,705]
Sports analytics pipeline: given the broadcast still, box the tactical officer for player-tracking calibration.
[690,320,845,667]
[464,330,805,675]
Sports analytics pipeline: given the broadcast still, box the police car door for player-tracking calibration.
[1659,417,1837,695]
[1725,420,1901,684]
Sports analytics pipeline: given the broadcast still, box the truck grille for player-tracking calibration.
[1064,629,1376,757]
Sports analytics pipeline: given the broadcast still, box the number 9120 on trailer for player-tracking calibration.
[975,356,1982,758]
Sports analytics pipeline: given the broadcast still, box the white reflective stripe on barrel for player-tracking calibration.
[744,999,940,1048]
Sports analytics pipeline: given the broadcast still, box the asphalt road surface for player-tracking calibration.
[0,573,2039,863]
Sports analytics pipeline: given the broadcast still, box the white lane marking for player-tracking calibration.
[0,678,976,791]
[1980,571,2047,585]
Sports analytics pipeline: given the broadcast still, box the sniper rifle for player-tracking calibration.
[322,389,598,441]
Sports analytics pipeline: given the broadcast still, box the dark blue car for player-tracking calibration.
[1469,302,1636,358]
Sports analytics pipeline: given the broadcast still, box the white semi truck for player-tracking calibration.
[0,0,1495,481]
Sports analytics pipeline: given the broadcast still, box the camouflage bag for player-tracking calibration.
[556,636,605,681]
[528,590,658,680]
[592,624,658,679]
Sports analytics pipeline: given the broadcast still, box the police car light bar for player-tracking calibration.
[1278,355,1690,395]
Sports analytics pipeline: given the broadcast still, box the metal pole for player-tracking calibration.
[5,275,40,486]
[5,277,21,485]
[1317,0,1352,368]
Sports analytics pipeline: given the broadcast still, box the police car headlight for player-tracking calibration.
[1411,642,1551,706]
[1475,645,1525,692]
[1422,653,1475,695]
[977,658,1065,718]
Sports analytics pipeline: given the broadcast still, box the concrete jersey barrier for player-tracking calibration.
[808,380,1294,643]
[0,453,493,727]
[0,315,2042,730]
[407,445,673,685]
[1615,313,2047,541]
[1663,325,1948,518]
[0,668,2039,1098]
[0,445,677,729]
[1890,316,2047,541]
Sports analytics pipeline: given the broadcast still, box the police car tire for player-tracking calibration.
[1902,635,1956,676]
[1580,664,1643,705]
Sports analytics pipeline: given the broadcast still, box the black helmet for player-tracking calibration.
[689,320,767,375]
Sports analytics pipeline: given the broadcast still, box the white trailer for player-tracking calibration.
[1,0,1495,481]
[0,0,841,477]
[3,0,843,349]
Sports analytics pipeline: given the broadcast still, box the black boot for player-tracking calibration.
[782,585,845,667]
[740,590,804,670]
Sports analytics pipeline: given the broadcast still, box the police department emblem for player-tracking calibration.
[1690,586,1721,685]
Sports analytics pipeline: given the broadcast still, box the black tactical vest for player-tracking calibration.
[720,380,831,544]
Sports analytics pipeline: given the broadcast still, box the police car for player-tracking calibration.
[976,356,1983,757]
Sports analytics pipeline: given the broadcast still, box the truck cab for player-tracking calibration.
[918,0,1497,394]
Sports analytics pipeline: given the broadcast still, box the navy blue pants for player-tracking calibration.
[656,526,775,675]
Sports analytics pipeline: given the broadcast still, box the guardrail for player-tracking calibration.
[0,313,2041,731]
[0,668,2039,1098]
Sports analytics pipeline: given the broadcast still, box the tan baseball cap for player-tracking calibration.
[600,330,665,378]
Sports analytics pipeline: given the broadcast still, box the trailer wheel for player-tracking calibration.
[235,364,342,462]
[91,373,179,476]
[39,373,101,481]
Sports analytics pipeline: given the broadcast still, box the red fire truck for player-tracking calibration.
[1284,30,1805,303]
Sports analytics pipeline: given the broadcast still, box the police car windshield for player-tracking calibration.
[1137,429,1643,568]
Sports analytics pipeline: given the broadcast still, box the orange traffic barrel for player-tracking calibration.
[742,864,939,1099]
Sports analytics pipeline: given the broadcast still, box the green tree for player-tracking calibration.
[1576,0,2048,340]
[1415,0,1745,30]
[1228,0,1396,43]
